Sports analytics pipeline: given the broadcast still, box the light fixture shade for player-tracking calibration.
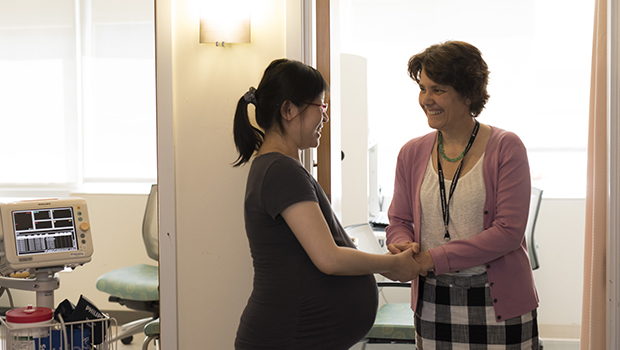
[200,0,251,44]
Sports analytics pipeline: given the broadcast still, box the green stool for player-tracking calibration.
[96,263,159,344]
[96,264,159,301]
[142,318,160,350]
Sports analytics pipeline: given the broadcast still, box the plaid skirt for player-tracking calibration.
[415,272,539,350]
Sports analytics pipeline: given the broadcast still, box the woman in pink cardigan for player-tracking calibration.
[386,41,539,349]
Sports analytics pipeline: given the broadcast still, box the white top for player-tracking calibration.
[420,154,486,276]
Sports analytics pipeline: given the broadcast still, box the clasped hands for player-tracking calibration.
[382,242,435,282]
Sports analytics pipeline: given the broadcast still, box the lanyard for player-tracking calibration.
[437,120,480,241]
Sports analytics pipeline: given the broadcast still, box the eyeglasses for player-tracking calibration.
[306,102,328,114]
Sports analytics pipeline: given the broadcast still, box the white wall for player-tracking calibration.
[341,53,369,226]
[0,193,154,311]
[165,0,288,348]
[533,198,585,338]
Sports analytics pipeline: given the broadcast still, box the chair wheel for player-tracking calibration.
[121,336,133,345]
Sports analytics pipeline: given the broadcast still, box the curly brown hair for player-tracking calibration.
[407,41,490,117]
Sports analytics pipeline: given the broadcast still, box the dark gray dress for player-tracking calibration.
[235,153,378,350]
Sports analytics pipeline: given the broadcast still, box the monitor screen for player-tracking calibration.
[12,207,79,256]
[0,198,93,275]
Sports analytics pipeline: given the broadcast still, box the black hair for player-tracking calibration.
[232,59,329,166]
[407,41,490,117]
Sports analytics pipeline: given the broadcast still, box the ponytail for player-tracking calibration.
[233,88,264,167]
[232,59,329,167]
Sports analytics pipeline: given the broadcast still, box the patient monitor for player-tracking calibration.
[0,198,94,275]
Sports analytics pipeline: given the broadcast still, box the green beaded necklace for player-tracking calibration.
[438,131,467,162]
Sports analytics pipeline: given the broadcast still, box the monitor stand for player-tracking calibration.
[0,268,62,309]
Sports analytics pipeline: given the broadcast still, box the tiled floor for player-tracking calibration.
[117,335,155,350]
[349,339,579,349]
[116,334,579,349]
[541,339,580,350]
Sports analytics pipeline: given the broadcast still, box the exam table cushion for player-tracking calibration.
[365,303,415,340]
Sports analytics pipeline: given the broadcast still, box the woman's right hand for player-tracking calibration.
[387,248,427,282]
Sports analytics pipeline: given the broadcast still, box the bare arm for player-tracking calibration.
[281,201,426,281]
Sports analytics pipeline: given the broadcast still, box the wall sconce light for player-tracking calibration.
[200,0,251,47]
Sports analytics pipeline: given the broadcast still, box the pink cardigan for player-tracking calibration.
[386,126,539,321]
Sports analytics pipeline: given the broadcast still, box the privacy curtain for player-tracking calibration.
[580,0,607,348]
